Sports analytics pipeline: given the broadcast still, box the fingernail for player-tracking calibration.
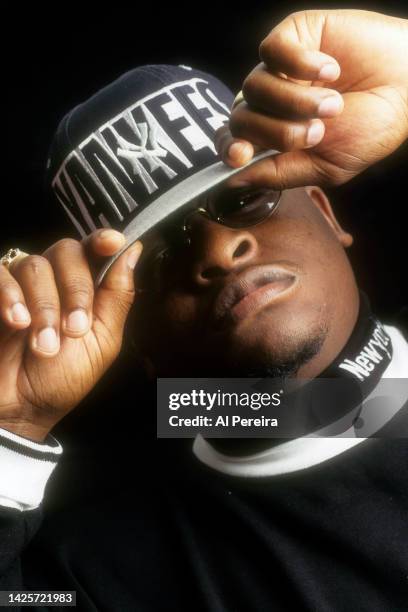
[66,309,88,333]
[318,63,340,81]
[231,180,251,188]
[318,95,343,117]
[228,142,252,162]
[127,247,142,270]
[99,229,124,241]
[36,327,59,353]
[11,302,30,323]
[306,121,325,147]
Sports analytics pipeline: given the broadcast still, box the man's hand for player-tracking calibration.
[217,9,408,189]
[0,231,142,442]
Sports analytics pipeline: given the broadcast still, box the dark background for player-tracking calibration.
[1,2,406,569]
[1,2,407,516]
[2,0,408,320]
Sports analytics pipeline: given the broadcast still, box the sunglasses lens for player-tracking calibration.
[208,188,281,228]
[134,188,282,293]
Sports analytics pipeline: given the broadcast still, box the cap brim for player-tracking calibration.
[95,149,278,286]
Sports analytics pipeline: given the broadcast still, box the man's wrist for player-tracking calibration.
[0,420,51,443]
[0,426,62,510]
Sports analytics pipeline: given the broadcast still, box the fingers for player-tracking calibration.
[93,242,143,348]
[217,109,325,170]
[243,65,344,120]
[230,103,325,153]
[0,264,31,329]
[0,229,128,358]
[42,230,127,340]
[9,255,61,357]
[219,122,328,189]
[259,15,340,82]
[45,239,94,338]
[216,12,344,171]
[216,64,343,169]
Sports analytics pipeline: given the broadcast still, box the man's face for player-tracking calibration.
[134,182,359,378]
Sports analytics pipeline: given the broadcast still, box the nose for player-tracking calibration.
[187,214,259,286]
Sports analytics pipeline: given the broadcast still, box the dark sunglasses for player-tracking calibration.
[135,186,282,292]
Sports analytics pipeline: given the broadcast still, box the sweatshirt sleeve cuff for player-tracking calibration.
[0,426,62,511]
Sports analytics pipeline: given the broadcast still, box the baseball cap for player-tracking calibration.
[46,64,277,284]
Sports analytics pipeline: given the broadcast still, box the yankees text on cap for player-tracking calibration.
[46,64,277,284]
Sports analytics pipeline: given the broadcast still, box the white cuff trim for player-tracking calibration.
[0,427,62,511]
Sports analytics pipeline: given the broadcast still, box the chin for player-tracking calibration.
[210,299,329,377]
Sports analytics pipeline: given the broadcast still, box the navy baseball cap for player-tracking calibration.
[46,64,276,284]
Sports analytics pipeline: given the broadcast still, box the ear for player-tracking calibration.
[304,186,353,248]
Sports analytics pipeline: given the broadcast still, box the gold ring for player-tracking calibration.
[231,90,245,111]
[0,248,30,270]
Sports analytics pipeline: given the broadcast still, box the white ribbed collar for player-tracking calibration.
[193,325,408,478]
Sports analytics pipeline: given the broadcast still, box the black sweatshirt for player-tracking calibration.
[0,317,407,612]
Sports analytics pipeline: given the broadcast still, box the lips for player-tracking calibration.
[212,264,297,327]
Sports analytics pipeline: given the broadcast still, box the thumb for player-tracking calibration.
[93,241,143,343]
[226,150,331,191]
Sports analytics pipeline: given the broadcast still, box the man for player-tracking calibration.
[0,8,407,611]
